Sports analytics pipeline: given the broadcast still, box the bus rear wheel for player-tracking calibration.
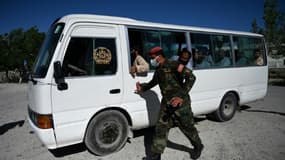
[84,110,129,156]
[212,93,238,122]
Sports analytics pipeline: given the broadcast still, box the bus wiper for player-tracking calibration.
[28,74,55,86]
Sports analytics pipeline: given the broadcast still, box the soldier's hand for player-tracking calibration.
[135,82,142,93]
[170,97,183,107]
[177,64,184,72]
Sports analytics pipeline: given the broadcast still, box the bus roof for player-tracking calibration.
[60,14,263,37]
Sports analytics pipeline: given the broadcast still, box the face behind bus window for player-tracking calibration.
[233,37,265,66]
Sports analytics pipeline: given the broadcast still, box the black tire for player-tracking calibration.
[84,110,129,156]
[212,93,238,122]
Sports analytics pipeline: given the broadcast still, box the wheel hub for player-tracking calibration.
[100,122,119,144]
[223,100,234,116]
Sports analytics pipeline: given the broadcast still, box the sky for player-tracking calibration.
[1,0,285,34]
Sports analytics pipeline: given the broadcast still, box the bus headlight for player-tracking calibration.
[28,106,53,129]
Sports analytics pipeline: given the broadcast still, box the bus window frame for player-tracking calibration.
[231,34,267,68]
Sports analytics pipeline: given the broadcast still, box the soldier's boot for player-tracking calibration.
[142,153,161,160]
[190,143,204,159]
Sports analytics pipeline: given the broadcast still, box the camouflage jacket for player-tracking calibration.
[141,59,196,101]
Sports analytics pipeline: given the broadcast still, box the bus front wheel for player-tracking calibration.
[84,110,129,156]
[212,93,238,122]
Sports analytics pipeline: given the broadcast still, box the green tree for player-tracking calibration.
[276,12,285,56]
[251,18,259,33]
[0,35,8,71]
[22,26,45,69]
[263,0,278,43]
[0,26,45,82]
[252,0,285,56]
[0,29,25,81]
[251,18,264,34]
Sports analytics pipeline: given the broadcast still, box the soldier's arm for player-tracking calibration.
[140,71,158,91]
[173,64,196,97]
[182,67,196,93]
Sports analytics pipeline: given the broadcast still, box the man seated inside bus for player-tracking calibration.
[216,49,231,67]
[129,46,149,77]
[236,51,248,66]
[171,48,193,70]
[193,49,211,69]
[199,47,213,65]
[254,49,264,66]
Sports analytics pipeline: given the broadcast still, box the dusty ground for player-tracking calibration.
[0,83,284,160]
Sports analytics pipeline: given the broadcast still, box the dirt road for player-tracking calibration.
[0,84,284,160]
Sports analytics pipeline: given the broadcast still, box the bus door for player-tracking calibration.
[51,24,123,144]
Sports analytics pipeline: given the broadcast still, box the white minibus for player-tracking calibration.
[27,14,268,156]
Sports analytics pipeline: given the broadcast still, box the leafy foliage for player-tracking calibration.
[252,0,285,56]
[0,26,45,81]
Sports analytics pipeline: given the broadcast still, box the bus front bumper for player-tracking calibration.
[28,117,57,149]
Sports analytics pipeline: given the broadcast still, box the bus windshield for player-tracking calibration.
[32,23,65,78]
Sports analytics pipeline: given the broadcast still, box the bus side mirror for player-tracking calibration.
[54,61,68,91]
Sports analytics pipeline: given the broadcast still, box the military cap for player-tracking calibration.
[148,46,163,57]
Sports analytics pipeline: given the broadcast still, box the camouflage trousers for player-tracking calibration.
[151,98,202,154]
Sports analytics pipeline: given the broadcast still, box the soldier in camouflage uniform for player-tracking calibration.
[136,47,203,160]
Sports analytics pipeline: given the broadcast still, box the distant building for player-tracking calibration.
[268,56,285,68]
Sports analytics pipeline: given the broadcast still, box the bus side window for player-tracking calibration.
[63,38,91,77]
[128,28,187,70]
[235,50,249,66]
[63,37,117,77]
[233,36,265,67]
[212,35,233,67]
[190,33,212,69]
